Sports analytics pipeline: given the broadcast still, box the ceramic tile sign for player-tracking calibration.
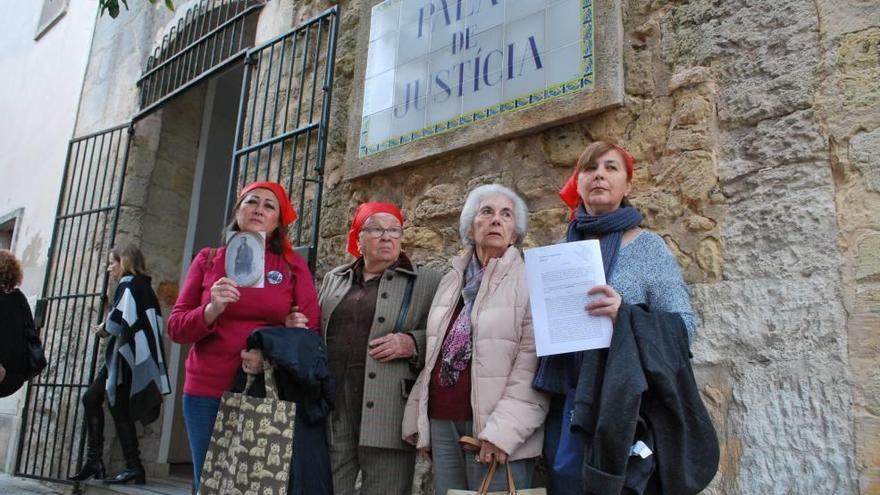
[359,0,593,157]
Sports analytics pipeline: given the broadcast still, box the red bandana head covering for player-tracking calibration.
[237,181,298,265]
[559,144,635,217]
[347,202,404,258]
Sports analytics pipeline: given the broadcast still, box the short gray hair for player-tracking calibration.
[459,184,528,246]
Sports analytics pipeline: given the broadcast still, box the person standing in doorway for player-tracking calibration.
[69,244,171,485]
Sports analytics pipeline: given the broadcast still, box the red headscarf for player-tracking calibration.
[559,144,635,217]
[347,202,404,258]
[238,181,298,265]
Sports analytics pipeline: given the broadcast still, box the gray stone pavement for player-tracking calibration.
[0,473,68,494]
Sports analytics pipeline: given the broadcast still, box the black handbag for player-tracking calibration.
[23,327,47,381]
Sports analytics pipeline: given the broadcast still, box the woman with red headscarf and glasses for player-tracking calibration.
[532,142,699,494]
[167,181,320,493]
[281,202,441,495]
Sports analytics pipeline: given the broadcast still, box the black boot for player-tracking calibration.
[68,411,105,481]
[104,416,145,485]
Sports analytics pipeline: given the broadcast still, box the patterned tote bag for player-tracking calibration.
[200,364,295,495]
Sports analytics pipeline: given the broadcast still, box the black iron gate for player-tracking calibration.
[15,124,133,482]
[227,7,339,268]
[14,5,339,483]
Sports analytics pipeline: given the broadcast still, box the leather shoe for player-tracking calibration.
[104,465,146,485]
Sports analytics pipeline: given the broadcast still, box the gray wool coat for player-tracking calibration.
[319,253,442,451]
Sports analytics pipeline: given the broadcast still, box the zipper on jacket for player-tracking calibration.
[469,256,503,436]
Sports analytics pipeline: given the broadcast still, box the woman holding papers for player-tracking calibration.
[167,181,320,493]
[402,184,549,495]
[533,141,700,494]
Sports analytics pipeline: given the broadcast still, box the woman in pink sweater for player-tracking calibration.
[167,181,319,493]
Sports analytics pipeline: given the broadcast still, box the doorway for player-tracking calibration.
[155,62,245,468]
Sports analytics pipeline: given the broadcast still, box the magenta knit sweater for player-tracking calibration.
[168,246,320,398]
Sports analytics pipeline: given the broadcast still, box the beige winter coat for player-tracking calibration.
[402,246,549,460]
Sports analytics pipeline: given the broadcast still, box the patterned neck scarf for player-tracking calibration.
[438,254,484,387]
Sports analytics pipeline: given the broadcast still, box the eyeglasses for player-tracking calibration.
[361,226,403,239]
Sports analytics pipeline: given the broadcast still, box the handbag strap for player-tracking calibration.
[477,460,518,495]
[263,361,279,400]
[392,274,415,333]
[506,463,517,494]
[242,359,279,400]
[478,461,497,494]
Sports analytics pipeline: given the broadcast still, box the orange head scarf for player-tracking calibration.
[237,181,298,265]
[347,202,404,258]
[559,144,635,217]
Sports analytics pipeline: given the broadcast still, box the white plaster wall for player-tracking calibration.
[0,0,97,473]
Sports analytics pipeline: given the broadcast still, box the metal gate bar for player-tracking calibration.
[15,124,133,482]
[227,6,338,268]
[137,0,265,117]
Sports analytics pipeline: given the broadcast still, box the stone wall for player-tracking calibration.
[287,0,878,493]
[51,0,876,491]
[815,2,880,492]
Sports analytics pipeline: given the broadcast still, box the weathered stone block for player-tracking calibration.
[524,208,568,248]
[402,227,444,252]
[855,233,880,282]
[631,190,685,230]
[724,110,827,166]
[687,215,717,232]
[856,413,880,495]
[662,234,692,273]
[661,0,819,126]
[696,237,723,280]
[413,184,465,221]
[850,127,880,193]
[722,162,838,280]
[817,27,880,139]
[672,150,718,203]
[540,123,592,168]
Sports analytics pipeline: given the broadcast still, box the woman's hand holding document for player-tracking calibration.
[524,240,613,356]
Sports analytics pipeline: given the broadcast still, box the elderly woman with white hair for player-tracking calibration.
[402,184,549,494]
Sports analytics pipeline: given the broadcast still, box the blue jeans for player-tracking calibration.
[429,419,536,495]
[182,394,221,495]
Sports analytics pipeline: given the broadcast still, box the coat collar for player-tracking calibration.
[331,251,417,278]
[450,245,521,275]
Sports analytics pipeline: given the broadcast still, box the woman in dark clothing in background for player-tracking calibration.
[69,244,171,485]
[0,249,36,398]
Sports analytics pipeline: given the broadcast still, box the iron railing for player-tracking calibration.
[227,6,339,269]
[137,0,265,116]
[15,124,133,482]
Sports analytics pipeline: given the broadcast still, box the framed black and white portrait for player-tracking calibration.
[225,231,265,288]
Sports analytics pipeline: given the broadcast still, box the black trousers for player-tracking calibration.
[82,369,141,467]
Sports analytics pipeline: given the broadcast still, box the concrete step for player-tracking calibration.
[79,476,190,495]
[0,473,68,494]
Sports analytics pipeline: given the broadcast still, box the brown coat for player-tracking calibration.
[320,254,442,450]
[402,246,549,460]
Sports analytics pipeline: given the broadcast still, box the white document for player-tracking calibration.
[524,240,613,357]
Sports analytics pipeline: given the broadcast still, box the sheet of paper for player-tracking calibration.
[524,240,613,356]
